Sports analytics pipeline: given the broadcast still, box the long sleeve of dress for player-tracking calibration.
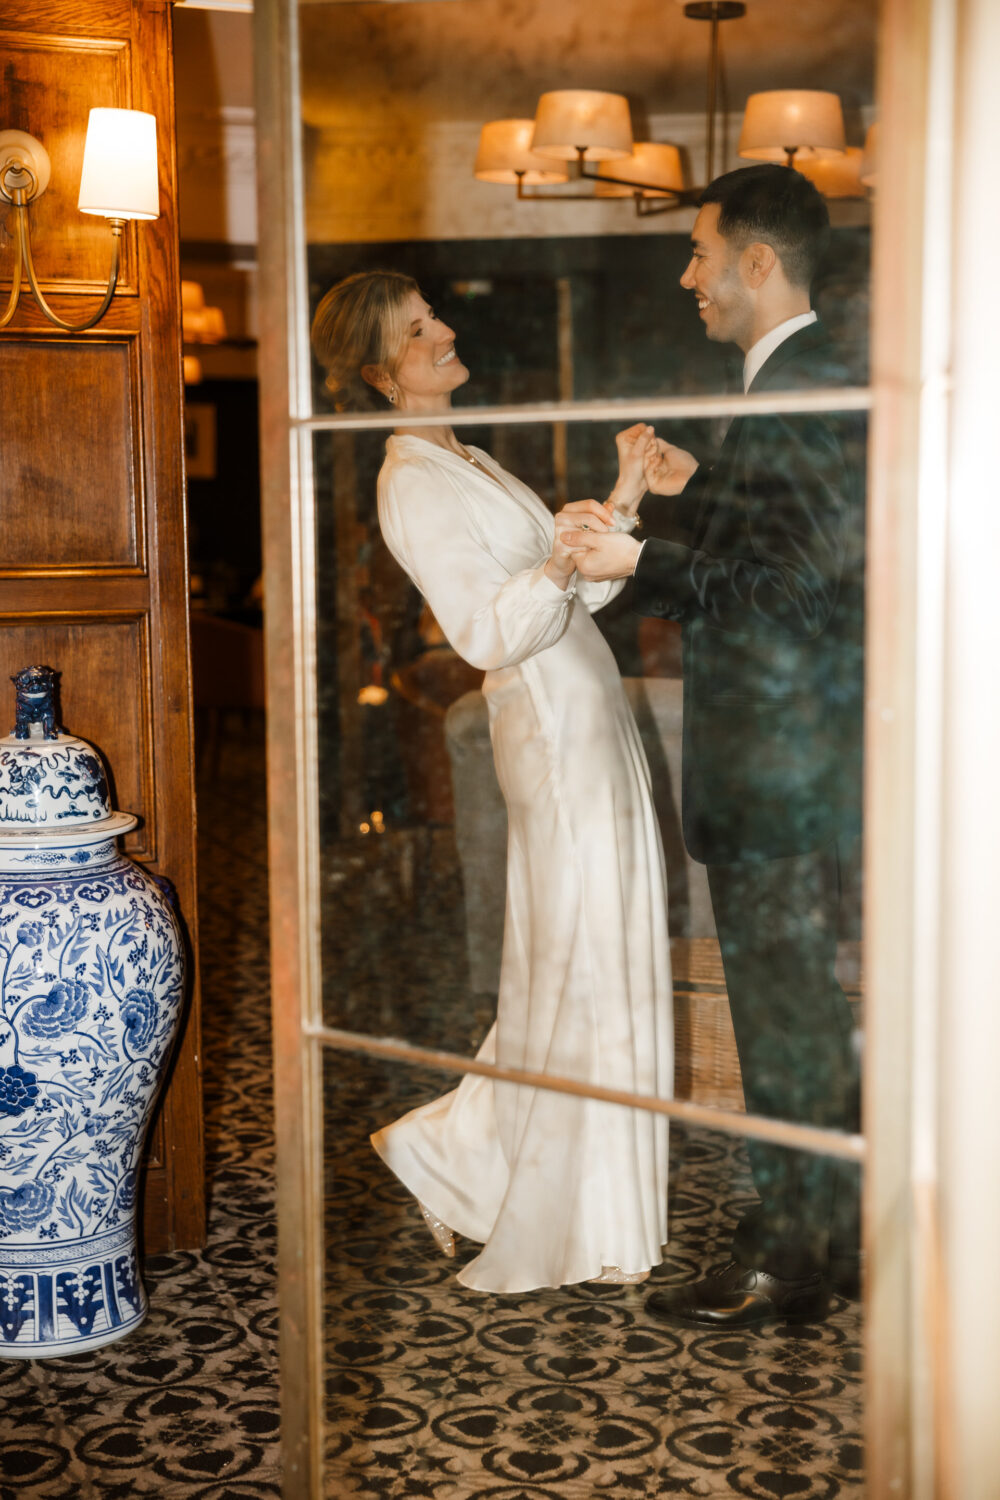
[378,457,576,672]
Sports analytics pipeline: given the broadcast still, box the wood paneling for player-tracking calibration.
[0,0,204,1253]
[0,33,136,291]
[2,2,131,39]
[0,340,142,574]
[0,615,154,857]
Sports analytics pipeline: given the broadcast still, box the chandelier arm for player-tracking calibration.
[0,204,25,330]
[19,209,124,332]
[577,161,684,199]
[515,172,602,202]
[635,186,704,216]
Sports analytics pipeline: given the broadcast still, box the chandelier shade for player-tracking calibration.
[531,90,634,162]
[738,90,846,163]
[594,142,685,198]
[795,146,865,199]
[474,120,570,185]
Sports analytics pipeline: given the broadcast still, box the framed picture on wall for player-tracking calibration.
[185,403,218,480]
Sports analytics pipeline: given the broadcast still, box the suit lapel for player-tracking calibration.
[746,320,830,393]
[691,323,833,549]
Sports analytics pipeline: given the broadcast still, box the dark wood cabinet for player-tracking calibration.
[0,0,204,1251]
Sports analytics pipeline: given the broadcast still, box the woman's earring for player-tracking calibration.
[386,384,397,406]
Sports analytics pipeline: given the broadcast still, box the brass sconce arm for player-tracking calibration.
[0,113,158,335]
[0,162,125,332]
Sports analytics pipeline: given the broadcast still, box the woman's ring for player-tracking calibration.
[580,522,590,530]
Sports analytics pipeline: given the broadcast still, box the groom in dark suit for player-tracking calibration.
[563,164,864,1326]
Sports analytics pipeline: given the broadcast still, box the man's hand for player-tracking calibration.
[644,437,699,496]
[557,520,642,582]
[545,498,612,588]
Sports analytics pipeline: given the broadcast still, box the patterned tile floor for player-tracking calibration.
[0,728,864,1498]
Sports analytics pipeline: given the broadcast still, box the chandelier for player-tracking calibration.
[474,1,875,213]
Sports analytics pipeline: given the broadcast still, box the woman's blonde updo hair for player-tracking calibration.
[311,269,420,412]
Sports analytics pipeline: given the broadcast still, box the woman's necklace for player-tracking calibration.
[450,442,518,501]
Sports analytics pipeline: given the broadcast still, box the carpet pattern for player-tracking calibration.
[0,730,864,1497]
[324,1056,863,1499]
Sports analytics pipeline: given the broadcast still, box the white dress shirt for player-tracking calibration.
[742,310,817,392]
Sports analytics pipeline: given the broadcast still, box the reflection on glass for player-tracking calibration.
[323,1049,863,1495]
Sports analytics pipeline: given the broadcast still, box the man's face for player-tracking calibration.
[679,204,753,351]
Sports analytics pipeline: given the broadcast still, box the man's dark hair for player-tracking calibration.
[700,164,830,289]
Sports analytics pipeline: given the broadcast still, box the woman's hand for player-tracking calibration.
[608,423,655,517]
[643,437,699,496]
[545,499,612,589]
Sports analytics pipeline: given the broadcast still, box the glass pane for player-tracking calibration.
[323,1047,864,1496]
[299,0,873,415]
[315,416,726,1062]
[314,405,864,1108]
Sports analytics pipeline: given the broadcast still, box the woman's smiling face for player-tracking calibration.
[392,291,470,412]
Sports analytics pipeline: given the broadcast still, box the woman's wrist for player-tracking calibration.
[544,555,576,590]
[608,479,644,517]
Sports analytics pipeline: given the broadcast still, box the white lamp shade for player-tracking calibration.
[738,91,846,163]
[595,141,684,198]
[474,120,569,185]
[795,146,865,199]
[78,108,159,220]
[860,122,879,186]
[531,90,634,162]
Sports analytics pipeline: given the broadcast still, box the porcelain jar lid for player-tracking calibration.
[0,667,137,845]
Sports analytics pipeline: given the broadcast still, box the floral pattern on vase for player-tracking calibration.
[0,671,185,1357]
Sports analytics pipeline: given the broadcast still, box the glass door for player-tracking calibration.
[253,0,973,1493]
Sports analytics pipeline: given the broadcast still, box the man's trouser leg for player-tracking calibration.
[706,845,860,1280]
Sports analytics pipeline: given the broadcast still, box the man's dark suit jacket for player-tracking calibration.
[631,322,865,866]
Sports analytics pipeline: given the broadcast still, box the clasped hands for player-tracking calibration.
[546,423,698,586]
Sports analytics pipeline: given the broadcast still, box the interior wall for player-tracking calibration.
[0,0,204,1253]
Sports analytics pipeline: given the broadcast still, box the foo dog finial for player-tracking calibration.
[10,666,60,741]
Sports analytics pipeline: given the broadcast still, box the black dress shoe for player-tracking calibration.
[646,1260,830,1329]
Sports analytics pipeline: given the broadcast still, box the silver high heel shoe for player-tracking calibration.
[418,1201,455,1258]
[589,1266,650,1285]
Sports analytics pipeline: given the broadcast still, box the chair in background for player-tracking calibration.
[190,613,266,778]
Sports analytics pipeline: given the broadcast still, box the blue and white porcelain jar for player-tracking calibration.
[0,668,185,1357]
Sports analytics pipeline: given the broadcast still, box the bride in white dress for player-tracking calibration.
[311,271,673,1294]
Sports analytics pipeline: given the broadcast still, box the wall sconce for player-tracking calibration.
[0,107,159,333]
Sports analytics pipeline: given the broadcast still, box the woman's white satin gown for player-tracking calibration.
[370,434,673,1292]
